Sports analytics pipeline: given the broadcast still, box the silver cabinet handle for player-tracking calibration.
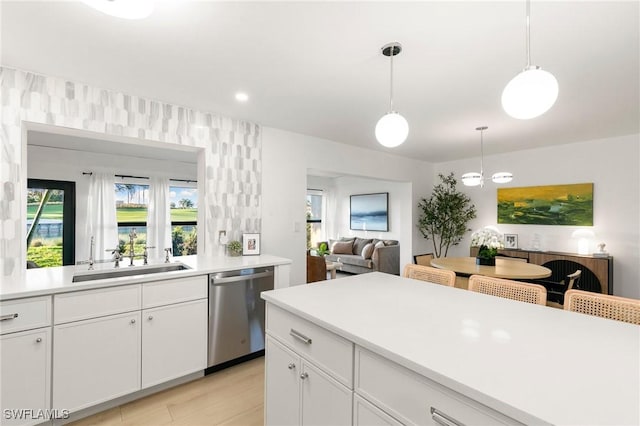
[36,338,42,343]
[0,313,18,321]
[130,319,136,324]
[300,372,308,380]
[290,329,312,345]
[148,315,153,320]
[288,363,296,370]
[430,407,463,426]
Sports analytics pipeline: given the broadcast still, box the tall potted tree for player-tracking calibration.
[417,173,477,258]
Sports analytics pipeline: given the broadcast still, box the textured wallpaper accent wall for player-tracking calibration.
[0,67,261,280]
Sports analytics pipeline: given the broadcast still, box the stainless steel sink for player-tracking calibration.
[72,263,191,283]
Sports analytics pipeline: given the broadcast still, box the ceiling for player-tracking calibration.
[2,1,638,162]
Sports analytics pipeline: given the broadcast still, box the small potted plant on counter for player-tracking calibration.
[227,240,243,257]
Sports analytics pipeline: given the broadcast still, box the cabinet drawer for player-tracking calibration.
[355,347,521,426]
[0,296,51,334]
[142,275,207,308]
[266,304,353,387]
[54,285,141,324]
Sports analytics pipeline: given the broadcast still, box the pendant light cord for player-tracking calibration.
[525,0,531,67]
[389,48,394,112]
[480,128,485,178]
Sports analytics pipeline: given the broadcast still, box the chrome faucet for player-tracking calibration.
[164,247,172,263]
[128,229,137,266]
[106,247,122,268]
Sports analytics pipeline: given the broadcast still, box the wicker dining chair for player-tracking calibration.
[564,289,640,325]
[403,264,456,287]
[468,275,547,305]
[413,253,434,267]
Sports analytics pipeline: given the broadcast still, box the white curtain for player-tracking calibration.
[85,172,118,262]
[147,177,172,260]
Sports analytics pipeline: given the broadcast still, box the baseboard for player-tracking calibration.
[53,371,204,425]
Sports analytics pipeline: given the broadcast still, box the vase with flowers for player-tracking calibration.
[471,227,504,266]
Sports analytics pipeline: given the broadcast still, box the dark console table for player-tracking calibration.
[470,247,613,295]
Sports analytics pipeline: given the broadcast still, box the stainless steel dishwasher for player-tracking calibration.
[208,267,274,368]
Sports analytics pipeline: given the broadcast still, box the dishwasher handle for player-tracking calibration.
[211,270,273,285]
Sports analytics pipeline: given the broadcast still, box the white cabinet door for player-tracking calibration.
[1,328,51,426]
[301,360,352,426]
[141,299,207,388]
[354,394,402,426]
[53,311,141,412]
[265,336,300,426]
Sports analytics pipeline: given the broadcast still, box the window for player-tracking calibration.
[114,181,197,257]
[115,182,149,255]
[26,179,75,267]
[306,189,324,249]
[170,185,198,255]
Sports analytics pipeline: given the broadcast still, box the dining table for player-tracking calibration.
[430,256,552,289]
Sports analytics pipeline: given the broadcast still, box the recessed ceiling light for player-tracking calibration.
[235,92,249,102]
[81,0,155,20]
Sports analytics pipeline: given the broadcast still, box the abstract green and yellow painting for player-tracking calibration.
[497,183,593,225]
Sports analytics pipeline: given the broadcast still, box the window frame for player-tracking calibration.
[113,179,199,255]
[170,182,198,228]
[306,189,324,248]
[27,178,76,266]
[115,179,150,238]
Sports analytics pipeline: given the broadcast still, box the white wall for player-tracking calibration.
[435,133,640,298]
[27,145,198,262]
[330,176,410,244]
[262,127,434,286]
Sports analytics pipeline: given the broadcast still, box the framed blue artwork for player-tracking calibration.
[350,192,389,232]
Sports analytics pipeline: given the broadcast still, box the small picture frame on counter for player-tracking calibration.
[242,233,261,255]
[504,234,518,249]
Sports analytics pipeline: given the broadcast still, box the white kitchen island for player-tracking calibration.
[261,272,640,426]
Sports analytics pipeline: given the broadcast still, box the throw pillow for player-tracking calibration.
[361,243,375,259]
[353,238,373,256]
[332,240,354,255]
[371,241,386,264]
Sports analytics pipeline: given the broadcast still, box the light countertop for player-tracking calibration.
[261,272,640,426]
[0,254,291,301]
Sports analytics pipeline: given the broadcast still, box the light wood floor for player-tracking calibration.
[70,357,265,426]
